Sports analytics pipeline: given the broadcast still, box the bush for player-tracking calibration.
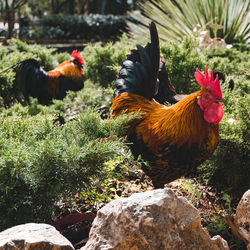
[20,14,131,41]
[0,108,133,230]
[83,35,133,87]
[160,38,205,93]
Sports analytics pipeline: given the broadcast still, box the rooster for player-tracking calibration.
[14,50,84,104]
[110,22,224,188]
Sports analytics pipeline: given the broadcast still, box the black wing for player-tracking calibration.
[58,75,84,99]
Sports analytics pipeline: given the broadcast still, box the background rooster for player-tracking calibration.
[110,22,224,188]
[14,50,84,104]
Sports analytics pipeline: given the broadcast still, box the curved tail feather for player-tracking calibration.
[15,59,48,103]
[114,22,160,99]
[154,61,187,104]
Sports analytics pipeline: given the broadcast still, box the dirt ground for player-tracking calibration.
[52,164,246,249]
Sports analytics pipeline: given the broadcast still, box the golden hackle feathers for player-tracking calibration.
[111,89,218,151]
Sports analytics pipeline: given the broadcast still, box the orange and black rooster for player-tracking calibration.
[14,50,84,104]
[110,22,224,188]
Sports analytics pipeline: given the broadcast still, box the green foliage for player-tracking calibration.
[160,38,205,92]
[180,180,201,204]
[20,14,130,41]
[0,108,133,230]
[129,0,249,44]
[204,47,250,74]
[9,39,57,70]
[80,156,129,207]
[83,35,133,87]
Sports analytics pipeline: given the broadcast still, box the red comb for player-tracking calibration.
[72,50,84,66]
[195,66,222,99]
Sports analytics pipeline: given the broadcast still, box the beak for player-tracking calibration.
[214,99,224,104]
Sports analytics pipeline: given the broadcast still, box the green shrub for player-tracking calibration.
[160,38,205,92]
[0,108,133,230]
[20,14,130,41]
[83,35,133,87]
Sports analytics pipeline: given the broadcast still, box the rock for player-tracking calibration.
[82,188,229,250]
[0,223,74,250]
[235,189,250,249]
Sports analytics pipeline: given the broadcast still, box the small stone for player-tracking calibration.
[0,223,74,250]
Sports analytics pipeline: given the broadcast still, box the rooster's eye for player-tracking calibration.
[73,59,80,67]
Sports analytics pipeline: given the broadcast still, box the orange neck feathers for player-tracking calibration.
[48,60,83,83]
[111,90,219,151]
[154,90,218,148]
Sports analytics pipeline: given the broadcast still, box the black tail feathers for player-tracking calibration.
[154,61,188,104]
[114,22,160,99]
[14,58,48,103]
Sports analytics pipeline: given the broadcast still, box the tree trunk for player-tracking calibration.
[68,0,75,14]
[50,0,56,14]
[3,0,28,38]
[76,0,81,14]
[5,0,15,39]
[83,0,89,15]
[6,11,14,38]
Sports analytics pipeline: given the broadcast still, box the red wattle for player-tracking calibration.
[204,103,223,124]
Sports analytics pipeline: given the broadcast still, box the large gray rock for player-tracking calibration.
[0,223,74,250]
[235,189,250,249]
[82,188,228,250]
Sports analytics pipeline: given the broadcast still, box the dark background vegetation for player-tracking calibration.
[0,0,139,40]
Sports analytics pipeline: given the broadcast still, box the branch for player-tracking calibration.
[211,203,248,247]
[4,0,9,9]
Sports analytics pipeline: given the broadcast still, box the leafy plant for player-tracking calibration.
[0,108,134,230]
[20,14,131,41]
[129,0,250,44]
[180,180,201,204]
[160,38,205,92]
[83,35,133,87]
